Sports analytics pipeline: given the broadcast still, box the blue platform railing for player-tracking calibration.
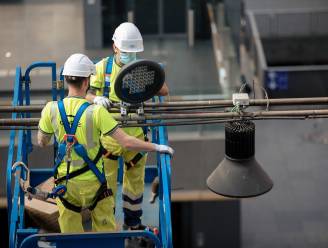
[153,96,173,248]
[6,62,173,248]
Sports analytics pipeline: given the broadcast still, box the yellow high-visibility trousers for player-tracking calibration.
[56,177,116,233]
[101,133,147,227]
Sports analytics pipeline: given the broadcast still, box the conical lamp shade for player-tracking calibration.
[207,156,273,198]
[206,121,273,198]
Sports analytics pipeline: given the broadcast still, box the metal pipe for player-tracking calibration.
[0,106,43,113]
[121,116,316,128]
[0,105,120,113]
[0,104,229,113]
[143,97,328,107]
[2,109,328,126]
[2,97,328,113]
[2,115,328,130]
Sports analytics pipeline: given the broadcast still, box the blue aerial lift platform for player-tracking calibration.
[6,62,173,248]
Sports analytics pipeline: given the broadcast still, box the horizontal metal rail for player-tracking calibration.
[2,109,328,127]
[20,231,161,248]
[1,97,328,113]
[1,115,326,130]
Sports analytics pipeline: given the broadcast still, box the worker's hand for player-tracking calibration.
[93,96,112,110]
[154,144,174,156]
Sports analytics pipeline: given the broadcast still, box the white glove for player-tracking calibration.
[154,144,174,156]
[93,96,112,109]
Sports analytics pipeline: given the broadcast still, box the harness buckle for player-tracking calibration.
[49,185,67,198]
[63,134,77,144]
[63,134,77,163]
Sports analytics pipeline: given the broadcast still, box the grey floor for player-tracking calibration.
[0,0,219,98]
[1,0,328,248]
[244,118,328,248]
[244,0,328,11]
[115,184,159,229]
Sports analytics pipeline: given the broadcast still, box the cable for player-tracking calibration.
[239,83,248,93]
[260,86,270,111]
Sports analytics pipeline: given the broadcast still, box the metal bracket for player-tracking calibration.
[52,80,64,90]
[120,101,131,124]
[232,93,250,106]
[12,161,30,192]
[21,76,27,83]
[136,103,144,116]
[120,101,129,116]
[56,80,64,90]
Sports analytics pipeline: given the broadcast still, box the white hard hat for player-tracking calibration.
[62,53,96,77]
[112,22,144,53]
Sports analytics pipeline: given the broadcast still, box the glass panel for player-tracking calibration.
[163,0,186,33]
[135,0,158,34]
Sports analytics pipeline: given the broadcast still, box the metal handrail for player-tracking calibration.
[9,165,22,248]
[7,65,29,248]
[6,67,22,223]
[24,62,57,101]
[156,96,173,248]
[7,62,59,248]
[20,231,161,248]
[24,62,58,153]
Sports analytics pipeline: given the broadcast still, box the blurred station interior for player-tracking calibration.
[1,0,328,247]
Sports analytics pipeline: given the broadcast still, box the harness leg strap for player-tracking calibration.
[89,183,113,211]
[59,196,82,213]
[125,152,146,170]
[58,183,113,213]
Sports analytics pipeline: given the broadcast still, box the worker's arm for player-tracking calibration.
[38,102,54,147]
[109,128,174,155]
[37,130,52,147]
[96,105,173,155]
[156,82,169,96]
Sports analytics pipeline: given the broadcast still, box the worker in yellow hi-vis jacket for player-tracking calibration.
[38,53,173,233]
[86,22,169,230]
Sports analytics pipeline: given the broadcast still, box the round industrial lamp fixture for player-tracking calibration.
[206,121,273,198]
[114,59,165,104]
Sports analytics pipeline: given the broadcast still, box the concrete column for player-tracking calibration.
[83,0,103,49]
[127,10,134,23]
[187,9,194,47]
[217,3,225,30]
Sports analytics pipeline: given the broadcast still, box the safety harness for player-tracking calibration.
[104,56,147,170]
[53,100,113,212]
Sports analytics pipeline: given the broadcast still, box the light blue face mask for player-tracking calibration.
[119,52,137,65]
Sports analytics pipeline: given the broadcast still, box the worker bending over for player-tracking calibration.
[86,22,169,231]
[38,53,173,233]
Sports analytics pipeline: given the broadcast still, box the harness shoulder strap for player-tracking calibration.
[58,100,90,135]
[54,101,91,173]
[103,56,114,97]
[57,100,70,134]
[70,102,90,134]
[73,143,106,184]
[106,56,114,74]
